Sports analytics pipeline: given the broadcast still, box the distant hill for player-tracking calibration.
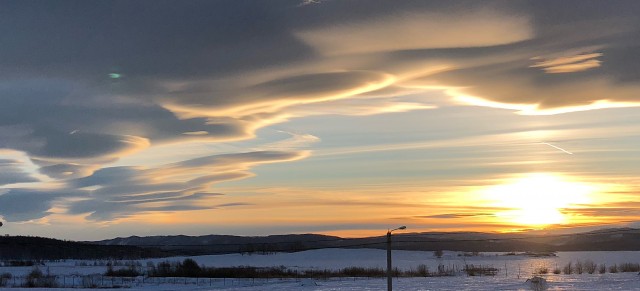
[96,228,640,255]
[96,233,344,255]
[0,236,172,260]
[3,229,639,260]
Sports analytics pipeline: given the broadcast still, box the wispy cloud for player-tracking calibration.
[296,10,532,55]
[531,53,603,74]
[297,0,322,7]
[417,213,495,219]
[259,130,321,150]
[0,159,39,186]
[1,150,307,222]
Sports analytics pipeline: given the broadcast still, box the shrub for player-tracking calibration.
[463,264,498,276]
[535,267,549,275]
[552,268,561,274]
[25,267,57,288]
[416,264,429,277]
[619,263,640,272]
[179,258,202,277]
[562,262,572,274]
[574,260,584,274]
[154,261,173,277]
[608,264,618,273]
[0,273,12,287]
[598,264,606,274]
[584,260,597,274]
[342,266,385,277]
[26,268,43,287]
[435,264,455,276]
[81,276,99,288]
[105,265,140,277]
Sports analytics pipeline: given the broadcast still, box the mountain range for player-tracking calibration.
[96,228,640,255]
[3,228,639,260]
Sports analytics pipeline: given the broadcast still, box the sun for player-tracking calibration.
[483,173,595,227]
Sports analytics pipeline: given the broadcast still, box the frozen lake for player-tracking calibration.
[144,249,640,277]
[2,249,640,290]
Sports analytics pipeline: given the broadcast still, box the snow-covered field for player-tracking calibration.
[144,249,640,276]
[2,249,640,290]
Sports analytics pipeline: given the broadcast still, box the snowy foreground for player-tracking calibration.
[2,249,640,290]
[12,274,640,291]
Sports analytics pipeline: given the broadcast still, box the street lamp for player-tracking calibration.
[387,226,406,291]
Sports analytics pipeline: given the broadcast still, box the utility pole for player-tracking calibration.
[387,232,392,291]
[386,226,406,291]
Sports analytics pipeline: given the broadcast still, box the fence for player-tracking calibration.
[0,274,380,288]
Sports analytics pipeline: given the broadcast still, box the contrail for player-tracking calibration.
[540,142,573,155]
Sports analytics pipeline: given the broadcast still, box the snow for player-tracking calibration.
[144,249,640,276]
[10,274,640,290]
[2,250,640,290]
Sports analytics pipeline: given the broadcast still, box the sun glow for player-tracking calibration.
[483,173,596,227]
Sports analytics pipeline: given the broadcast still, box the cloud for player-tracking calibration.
[161,71,395,119]
[295,10,533,55]
[297,0,322,7]
[259,131,320,150]
[66,192,221,221]
[28,130,150,160]
[531,53,602,73]
[1,0,640,230]
[0,148,306,222]
[36,162,99,180]
[61,150,307,221]
[0,1,635,180]
[562,201,640,220]
[0,159,39,186]
[417,213,495,219]
[0,189,78,222]
[290,98,436,117]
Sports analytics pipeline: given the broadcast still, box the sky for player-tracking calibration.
[1,0,640,240]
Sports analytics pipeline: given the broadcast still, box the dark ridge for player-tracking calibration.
[3,228,640,260]
[0,235,173,260]
[96,228,640,255]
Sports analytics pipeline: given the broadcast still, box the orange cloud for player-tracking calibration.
[531,53,603,73]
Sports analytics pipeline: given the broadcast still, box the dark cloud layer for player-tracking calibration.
[0,189,76,221]
[0,150,306,221]
[64,150,306,221]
